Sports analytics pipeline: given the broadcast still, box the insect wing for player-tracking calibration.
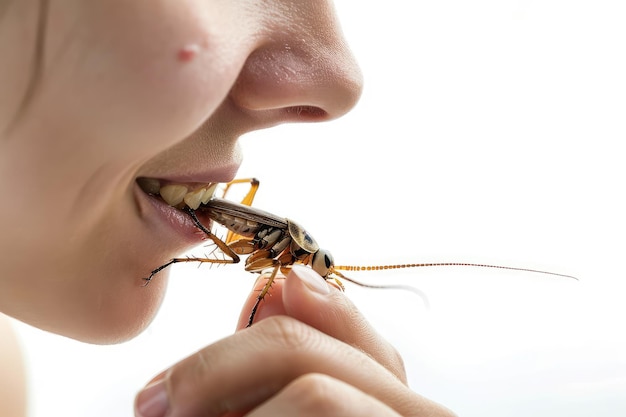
[202,198,288,244]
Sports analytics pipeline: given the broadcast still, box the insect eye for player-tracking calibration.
[312,248,334,278]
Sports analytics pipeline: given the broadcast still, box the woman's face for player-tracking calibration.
[0,0,362,343]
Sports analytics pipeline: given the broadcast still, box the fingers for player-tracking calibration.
[235,272,288,329]
[244,373,402,417]
[287,266,411,380]
[135,266,457,417]
[237,265,408,382]
[138,316,443,417]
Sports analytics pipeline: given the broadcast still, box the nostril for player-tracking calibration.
[284,106,328,121]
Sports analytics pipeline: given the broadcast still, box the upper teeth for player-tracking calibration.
[138,179,218,210]
[160,184,189,206]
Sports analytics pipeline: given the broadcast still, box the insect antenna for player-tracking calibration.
[330,268,431,308]
[333,263,578,280]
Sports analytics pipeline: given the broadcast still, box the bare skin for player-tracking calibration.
[1,1,455,416]
[0,315,27,417]
[135,267,456,417]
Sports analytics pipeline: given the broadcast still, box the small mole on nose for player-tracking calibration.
[177,44,200,62]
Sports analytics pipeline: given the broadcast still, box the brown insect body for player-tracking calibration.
[200,198,322,277]
[144,178,577,327]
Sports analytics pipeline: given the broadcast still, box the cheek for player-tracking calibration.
[65,1,246,152]
[0,245,169,345]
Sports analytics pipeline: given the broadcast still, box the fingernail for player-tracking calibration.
[290,265,330,294]
[135,380,169,417]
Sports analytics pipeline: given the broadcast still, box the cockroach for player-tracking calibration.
[144,178,577,327]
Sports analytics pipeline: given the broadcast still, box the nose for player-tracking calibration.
[229,2,363,125]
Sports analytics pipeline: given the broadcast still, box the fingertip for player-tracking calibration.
[235,274,288,330]
[286,265,332,295]
[282,265,349,330]
[282,267,408,381]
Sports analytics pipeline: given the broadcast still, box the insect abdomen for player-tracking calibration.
[208,211,262,237]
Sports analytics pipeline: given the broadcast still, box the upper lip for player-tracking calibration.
[141,162,242,185]
[133,160,241,227]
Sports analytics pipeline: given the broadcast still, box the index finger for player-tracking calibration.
[237,265,408,383]
[161,316,432,417]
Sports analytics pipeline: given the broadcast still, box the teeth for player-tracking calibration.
[141,180,219,209]
[160,184,189,206]
[138,177,219,209]
[183,188,207,210]
[201,183,218,204]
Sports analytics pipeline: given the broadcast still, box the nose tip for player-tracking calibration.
[229,39,363,123]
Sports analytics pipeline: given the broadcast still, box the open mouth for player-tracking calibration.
[136,177,219,210]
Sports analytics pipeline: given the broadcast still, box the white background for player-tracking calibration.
[13,1,626,416]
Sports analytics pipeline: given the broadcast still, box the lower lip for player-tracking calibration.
[134,184,213,247]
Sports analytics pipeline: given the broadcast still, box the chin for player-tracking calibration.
[61,274,169,345]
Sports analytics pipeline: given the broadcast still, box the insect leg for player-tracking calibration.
[143,256,238,285]
[184,207,241,263]
[143,208,242,285]
[247,264,281,327]
[221,178,260,207]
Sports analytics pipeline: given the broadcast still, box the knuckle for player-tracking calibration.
[164,348,227,415]
[284,373,339,414]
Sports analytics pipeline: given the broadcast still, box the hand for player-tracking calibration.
[135,265,456,417]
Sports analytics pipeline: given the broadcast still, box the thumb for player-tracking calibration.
[234,265,335,330]
[282,265,408,382]
[234,266,406,382]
